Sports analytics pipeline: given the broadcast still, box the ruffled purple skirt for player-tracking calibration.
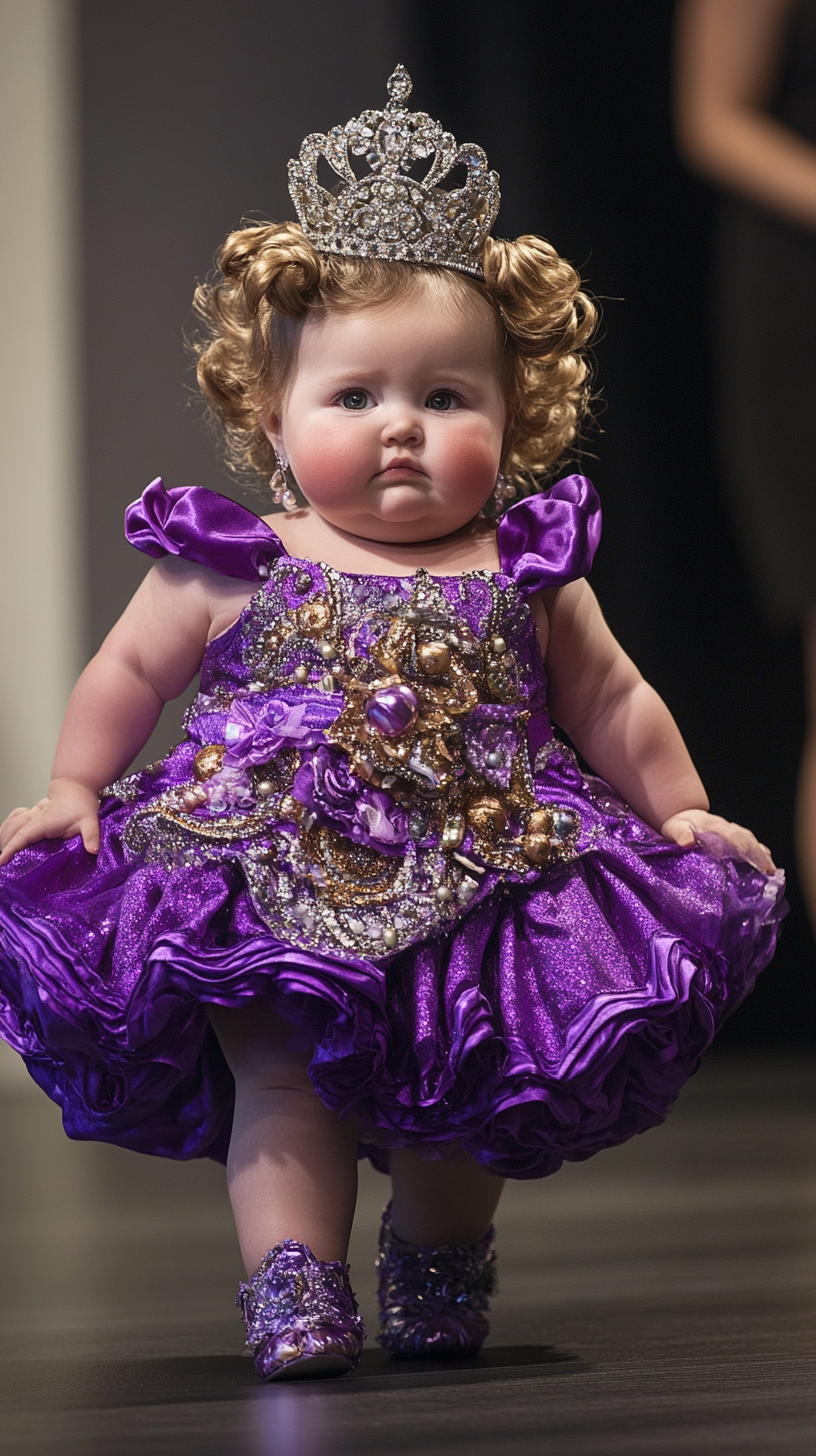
[0,745,785,1178]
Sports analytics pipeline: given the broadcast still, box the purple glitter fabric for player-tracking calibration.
[0,475,786,1176]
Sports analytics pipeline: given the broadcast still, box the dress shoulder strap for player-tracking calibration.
[496,474,601,596]
[124,478,285,582]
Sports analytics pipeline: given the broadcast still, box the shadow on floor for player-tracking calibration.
[0,1345,581,1411]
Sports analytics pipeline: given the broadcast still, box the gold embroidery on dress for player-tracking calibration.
[120,562,581,959]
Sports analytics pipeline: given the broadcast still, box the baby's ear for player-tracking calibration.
[260,408,283,452]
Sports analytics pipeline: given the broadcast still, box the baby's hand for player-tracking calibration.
[660,808,776,874]
[0,779,101,866]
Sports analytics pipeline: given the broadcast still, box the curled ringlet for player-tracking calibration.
[191,220,597,490]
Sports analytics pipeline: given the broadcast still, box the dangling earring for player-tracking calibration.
[270,451,297,511]
[492,471,516,510]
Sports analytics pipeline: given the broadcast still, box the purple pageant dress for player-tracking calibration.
[0,475,786,1176]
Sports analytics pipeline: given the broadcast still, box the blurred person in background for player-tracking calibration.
[676,0,816,931]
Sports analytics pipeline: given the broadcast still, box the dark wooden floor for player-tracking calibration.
[0,1041,813,1456]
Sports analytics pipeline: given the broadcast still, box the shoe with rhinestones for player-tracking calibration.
[237,1239,366,1381]
[376,1203,497,1357]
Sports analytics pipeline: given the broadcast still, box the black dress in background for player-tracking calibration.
[714,0,816,628]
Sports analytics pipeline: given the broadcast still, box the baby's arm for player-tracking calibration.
[0,558,217,865]
[543,579,775,872]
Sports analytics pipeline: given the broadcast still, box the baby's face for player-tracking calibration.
[266,283,506,543]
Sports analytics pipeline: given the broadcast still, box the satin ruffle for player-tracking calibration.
[124,478,285,582]
[0,745,784,1176]
[124,474,602,598]
[496,474,602,594]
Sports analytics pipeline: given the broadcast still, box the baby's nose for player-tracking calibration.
[382,410,424,445]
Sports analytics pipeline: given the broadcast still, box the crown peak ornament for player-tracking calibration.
[288,66,501,278]
[386,63,412,106]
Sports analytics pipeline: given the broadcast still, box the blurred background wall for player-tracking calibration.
[0,0,811,1044]
[0,0,81,809]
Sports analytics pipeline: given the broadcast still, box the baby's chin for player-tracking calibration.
[363,484,472,531]
[370,481,434,517]
[343,503,478,544]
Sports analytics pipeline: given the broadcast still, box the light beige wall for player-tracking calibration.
[0,0,80,811]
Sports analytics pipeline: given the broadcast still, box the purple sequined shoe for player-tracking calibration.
[376,1204,497,1357]
[237,1240,365,1381]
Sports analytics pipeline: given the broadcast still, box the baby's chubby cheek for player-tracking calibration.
[436,434,499,500]
[289,432,372,502]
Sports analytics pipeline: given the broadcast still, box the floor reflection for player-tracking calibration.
[250,1386,342,1456]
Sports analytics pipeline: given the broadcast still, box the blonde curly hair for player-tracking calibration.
[192,220,596,491]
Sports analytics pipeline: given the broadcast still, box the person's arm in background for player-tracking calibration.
[675,0,816,231]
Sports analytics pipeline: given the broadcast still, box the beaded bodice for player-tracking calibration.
[117,476,601,961]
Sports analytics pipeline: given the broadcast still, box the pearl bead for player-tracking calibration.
[294,664,309,684]
[256,781,274,799]
[318,640,334,660]
[468,796,508,837]
[486,750,503,769]
[416,640,451,676]
[382,926,398,949]
[365,683,419,736]
[490,636,507,656]
[435,885,452,903]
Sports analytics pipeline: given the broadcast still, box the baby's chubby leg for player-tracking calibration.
[209,1003,358,1276]
[389,1147,504,1246]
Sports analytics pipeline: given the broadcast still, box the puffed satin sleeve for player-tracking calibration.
[124,478,284,581]
[497,474,601,596]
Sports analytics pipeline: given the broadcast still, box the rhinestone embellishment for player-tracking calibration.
[119,563,582,963]
[288,66,501,278]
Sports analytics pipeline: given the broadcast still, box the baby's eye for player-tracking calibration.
[340,390,370,411]
[426,391,458,411]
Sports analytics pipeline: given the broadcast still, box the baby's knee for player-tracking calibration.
[208,1002,314,1088]
[246,1050,314,1095]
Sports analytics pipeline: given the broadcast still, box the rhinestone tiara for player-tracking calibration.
[287,65,501,278]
